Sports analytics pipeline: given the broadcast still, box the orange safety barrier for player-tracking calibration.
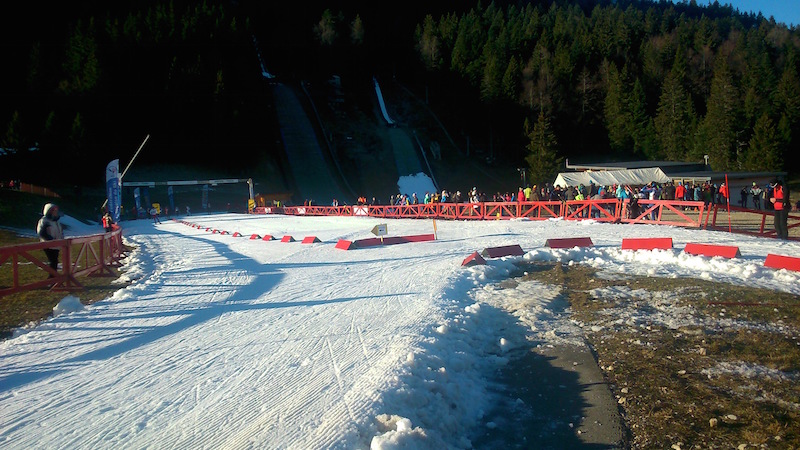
[0,228,125,297]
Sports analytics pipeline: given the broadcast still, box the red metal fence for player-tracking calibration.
[261,199,714,229]
[265,199,799,239]
[706,204,800,240]
[0,227,125,297]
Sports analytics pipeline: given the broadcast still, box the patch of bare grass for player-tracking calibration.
[521,262,800,449]
[0,229,131,339]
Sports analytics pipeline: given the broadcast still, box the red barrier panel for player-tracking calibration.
[621,200,707,228]
[481,244,525,258]
[262,235,275,241]
[764,254,800,272]
[518,201,564,220]
[232,232,242,237]
[403,234,436,243]
[621,238,673,251]
[220,231,229,235]
[564,199,621,223]
[354,234,436,248]
[335,240,355,250]
[462,252,487,267]
[456,203,484,220]
[302,236,321,244]
[484,202,517,220]
[684,243,741,259]
[353,206,370,216]
[545,237,594,249]
[250,234,261,240]
[281,236,295,243]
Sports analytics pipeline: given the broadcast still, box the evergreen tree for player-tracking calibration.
[61,20,100,94]
[654,56,694,160]
[603,62,630,151]
[314,9,340,46]
[351,14,365,45]
[775,56,800,144]
[502,55,521,101]
[701,55,739,170]
[524,112,562,185]
[742,113,781,171]
[417,15,440,70]
[628,78,660,158]
[2,111,24,152]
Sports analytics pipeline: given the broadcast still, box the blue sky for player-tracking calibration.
[692,1,800,26]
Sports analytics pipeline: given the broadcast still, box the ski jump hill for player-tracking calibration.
[272,83,349,205]
[372,77,438,194]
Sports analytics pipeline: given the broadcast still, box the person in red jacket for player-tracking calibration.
[770,179,790,240]
[718,182,729,207]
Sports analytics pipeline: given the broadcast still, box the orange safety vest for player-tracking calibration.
[774,186,785,211]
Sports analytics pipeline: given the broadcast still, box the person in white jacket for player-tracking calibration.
[37,203,64,274]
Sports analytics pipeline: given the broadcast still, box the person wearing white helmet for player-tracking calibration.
[37,203,64,274]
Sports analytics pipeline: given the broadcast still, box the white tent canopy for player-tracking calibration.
[553,167,672,188]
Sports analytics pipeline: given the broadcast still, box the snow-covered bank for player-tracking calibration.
[1,215,798,449]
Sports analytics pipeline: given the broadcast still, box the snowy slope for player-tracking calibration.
[1,215,798,449]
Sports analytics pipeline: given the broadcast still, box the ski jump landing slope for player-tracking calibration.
[273,83,347,204]
[372,78,426,181]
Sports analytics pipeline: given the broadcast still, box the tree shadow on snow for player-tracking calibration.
[0,228,397,392]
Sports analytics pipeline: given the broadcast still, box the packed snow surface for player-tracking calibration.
[1,215,798,449]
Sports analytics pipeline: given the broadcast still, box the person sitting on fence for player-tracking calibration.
[37,203,64,275]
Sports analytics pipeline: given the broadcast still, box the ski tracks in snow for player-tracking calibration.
[0,218,460,449]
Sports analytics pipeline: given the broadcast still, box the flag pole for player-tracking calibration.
[102,134,150,210]
[725,173,732,233]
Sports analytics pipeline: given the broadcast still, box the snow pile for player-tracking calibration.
[702,361,799,382]
[52,296,84,317]
[523,246,800,295]
[59,214,100,237]
[370,415,429,449]
[397,173,436,197]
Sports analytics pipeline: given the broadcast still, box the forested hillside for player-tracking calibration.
[414,1,800,183]
[1,0,797,191]
[0,1,265,185]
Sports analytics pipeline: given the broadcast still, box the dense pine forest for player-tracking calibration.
[413,1,800,183]
[1,0,798,189]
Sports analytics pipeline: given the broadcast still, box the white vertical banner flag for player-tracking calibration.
[106,159,122,223]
